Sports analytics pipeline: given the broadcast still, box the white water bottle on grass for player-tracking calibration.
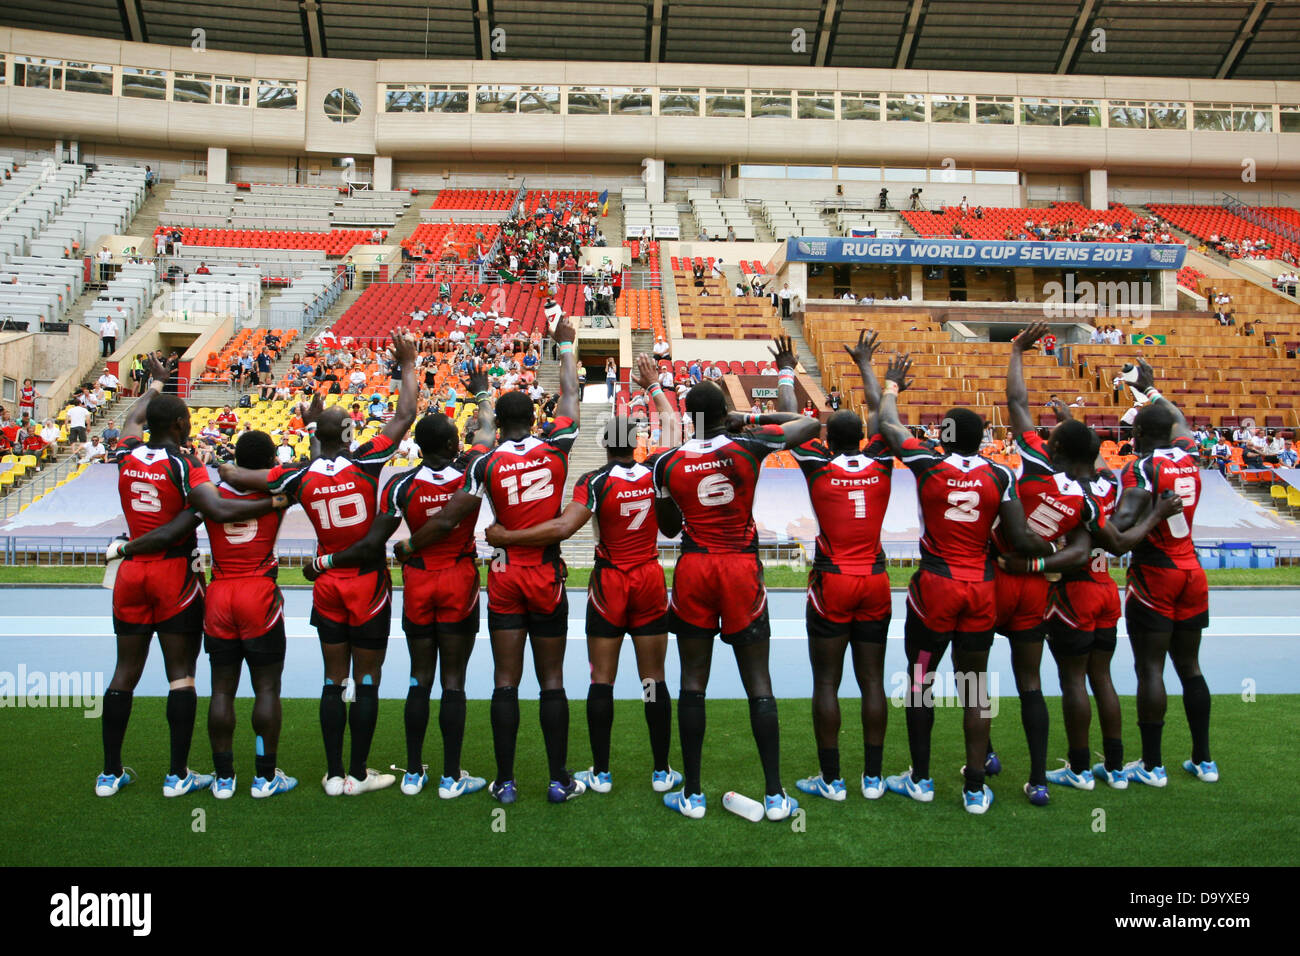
[723,791,764,822]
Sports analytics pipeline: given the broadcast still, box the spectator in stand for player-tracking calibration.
[1279,441,1298,468]
[366,394,388,424]
[344,256,356,290]
[778,282,793,319]
[101,419,120,448]
[826,385,842,411]
[347,365,368,394]
[653,336,671,362]
[194,261,211,275]
[1211,433,1232,474]
[80,435,108,463]
[801,399,818,418]
[96,368,119,395]
[706,363,724,383]
[688,358,703,384]
[65,401,90,446]
[39,418,60,448]
[605,357,617,401]
[216,405,239,436]
[18,379,36,420]
[99,314,118,358]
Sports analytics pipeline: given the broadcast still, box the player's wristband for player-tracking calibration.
[884,381,900,396]
[474,390,491,404]
[1144,387,1163,403]
[743,412,760,426]
[557,342,575,356]
[312,554,334,573]
[1030,557,1046,573]
[778,369,796,389]
[305,422,318,435]
[646,382,663,398]
[105,538,128,561]
[148,379,165,394]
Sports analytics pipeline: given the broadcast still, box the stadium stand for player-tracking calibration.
[1147,203,1300,261]
[671,258,783,339]
[153,226,376,257]
[902,202,1145,242]
[429,188,516,211]
[761,200,827,239]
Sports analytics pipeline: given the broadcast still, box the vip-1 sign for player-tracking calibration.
[787,237,1186,270]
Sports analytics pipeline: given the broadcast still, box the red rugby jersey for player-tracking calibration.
[381,458,481,570]
[1120,435,1201,570]
[790,436,893,574]
[465,417,578,566]
[112,436,209,561]
[897,436,1016,583]
[1063,468,1122,585]
[267,434,394,575]
[651,427,787,554]
[573,459,659,570]
[991,430,1104,557]
[204,482,282,579]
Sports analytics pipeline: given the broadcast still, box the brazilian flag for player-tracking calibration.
[1130,333,1167,345]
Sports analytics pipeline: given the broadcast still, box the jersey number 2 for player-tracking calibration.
[944,490,981,523]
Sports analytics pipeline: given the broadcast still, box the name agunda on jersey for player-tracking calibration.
[112,436,209,561]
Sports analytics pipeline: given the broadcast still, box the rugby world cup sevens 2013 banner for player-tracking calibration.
[786,237,1187,271]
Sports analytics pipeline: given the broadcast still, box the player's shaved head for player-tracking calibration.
[415,412,458,458]
[315,406,347,444]
[601,415,636,458]
[146,393,189,441]
[496,390,534,431]
[826,410,864,455]
[942,407,984,456]
[235,429,276,469]
[1133,403,1174,452]
[686,381,726,430]
[1049,418,1094,466]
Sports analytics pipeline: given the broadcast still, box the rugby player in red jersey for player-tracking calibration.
[785,330,895,802]
[483,354,682,796]
[999,397,1179,793]
[311,364,496,799]
[392,316,583,804]
[873,353,1052,814]
[97,355,288,798]
[994,324,1181,804]
[653,335,821,821]
[1113,358,1216,787]
[220,330,420,797]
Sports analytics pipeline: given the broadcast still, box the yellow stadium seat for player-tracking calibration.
[0,455,14,464]
[1288,487,1300,510]
[0,471,17,487]
[19,455,36,468]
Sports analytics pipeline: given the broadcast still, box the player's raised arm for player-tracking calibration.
[188,480,289,524]
[651,453,682,538]
[218,462,273,492]
[1007,321,1048,436]
[634,353,679,447]
[381,329,420,445]
[1000,525,1092,574]
[845,329,884,435]
[1093,491,1182,554]
[1047,397,1073,425]
[395,460,487,562]
[119,353,171,440]
[306,513,401,580]
[875,353,915,454]
[1130,358,1192,443]
[111,508,203,559]
[765,334,820,447]
[465,361,497,450]
[553,314,580,427]
[485,500,590,550]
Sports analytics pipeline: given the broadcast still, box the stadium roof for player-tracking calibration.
[5,0,1297,80]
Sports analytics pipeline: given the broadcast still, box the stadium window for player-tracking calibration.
[883,167,927,182]
[1107,100,1147,129]
[214,76,251,107]
[611,87,652,115]
[1192,103,1232,131]
[1281,106,1300,133]
[324,88,362,123]
[886,93,926,122]
[1147,102,1186,130]
[738,165,786,178]
[1233,104,1272,133]
[797,91,835,120]
[930,167,973,183]
[750,90,792,118]
[788,165,832,179]
[173,72,213,104]
[1020,97,1061,127]
[384,84,426,112]
[840,92,881,121]
[705,89,746,118]
[518,86,560,114]
[567,86,610,115]
[974,170,1019,185]
[931,94,970,123]
[1062,98,1101,127]
[2,378,14,403]
[659,88,700,116]
[13,55,61,90]
[121,66,166,100]
[428,84,468,113]
[62,62,113,95]
[258,79,299,109]
[475,85,518,114]
[975,95,1014,124]
[837,166,882,181]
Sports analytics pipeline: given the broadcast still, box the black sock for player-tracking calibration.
[643,681,671,773]
[320,684,346,779]
[1182,675,1212,764]
[586,683,614,774]
[749,696,782,796]
[1068,747,1091,774]
[539,688,570,783]
[490,687,520,783]
[439,689,467,779]
[905,699,935,781]
[864,744,883,779]
[348,684,380,780]
[1020,690,1049,786]
[679,691,706,797]
[404,683,431,773]
[213,750,235,780]
[1138,720,1165,770]
[818,747,840,782]
[165,687,197,778]
[964,765,986,794]
[101,689,133,776]
[1103,737,1124,773]
[255,753,276,781]
[987,739,997,756]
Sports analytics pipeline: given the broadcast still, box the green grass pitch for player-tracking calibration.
[2,694,1293,866]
